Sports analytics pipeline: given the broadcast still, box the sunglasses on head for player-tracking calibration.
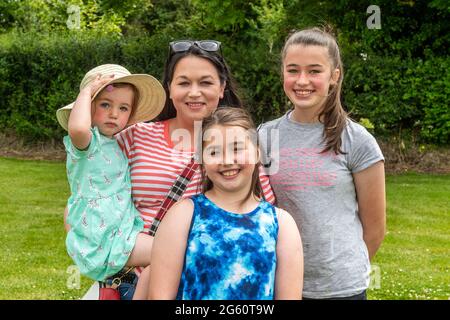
[169,40,222,54]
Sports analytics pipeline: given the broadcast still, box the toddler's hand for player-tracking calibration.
[82,73,115,97]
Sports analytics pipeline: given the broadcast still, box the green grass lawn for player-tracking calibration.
[369,174,450,300]
[0,157,449,300]
[0,157,92,299]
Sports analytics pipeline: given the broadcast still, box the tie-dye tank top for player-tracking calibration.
[176,194,278,300]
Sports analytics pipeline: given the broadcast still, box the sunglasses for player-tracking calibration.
[169,40,222,55]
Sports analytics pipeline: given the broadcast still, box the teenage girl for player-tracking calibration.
[259,27,386,300]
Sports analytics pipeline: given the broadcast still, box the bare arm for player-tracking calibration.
[68,86,93,149]
[353,161,386,261]
[274,208,303,300]
[68,74,113,149]
[148,199,194,299]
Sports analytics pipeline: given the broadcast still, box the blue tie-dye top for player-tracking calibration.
[176,194,278,300]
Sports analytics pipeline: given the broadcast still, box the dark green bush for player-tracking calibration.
[0,31,162,141]
[0,29,448,145]
[344,54,450,144]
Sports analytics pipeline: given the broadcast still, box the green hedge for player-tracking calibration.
[0,31,449,144]
[0,31,172,141]
[344,54,450,144]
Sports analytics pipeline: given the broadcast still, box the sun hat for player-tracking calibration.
[56,64,166,131]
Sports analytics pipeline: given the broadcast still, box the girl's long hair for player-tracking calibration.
[199,107,263,203]
[282,27,347,155]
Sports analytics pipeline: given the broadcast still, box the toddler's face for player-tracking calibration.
[91,85,134,137]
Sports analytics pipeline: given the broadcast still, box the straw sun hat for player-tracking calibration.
[56,64,166,131]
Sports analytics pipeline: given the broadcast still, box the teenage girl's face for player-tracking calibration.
[202,125,258,194]
[169,56,225,124]
[91,86,134,138]
[283,44,340,118]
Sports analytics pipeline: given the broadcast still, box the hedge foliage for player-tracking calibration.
[344,54,450,144]
[0,0,449,145]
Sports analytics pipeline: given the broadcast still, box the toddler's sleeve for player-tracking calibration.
[63,127,100,160]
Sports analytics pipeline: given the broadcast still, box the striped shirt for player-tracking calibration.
[116,120,275,231]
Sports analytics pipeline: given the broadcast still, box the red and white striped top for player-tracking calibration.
[116,121,275,231]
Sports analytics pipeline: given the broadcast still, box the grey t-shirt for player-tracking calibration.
[258,111,384,299]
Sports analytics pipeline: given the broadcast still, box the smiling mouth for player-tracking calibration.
[220,169,240,177]
[186,102,205,109]
[294,89,314,97]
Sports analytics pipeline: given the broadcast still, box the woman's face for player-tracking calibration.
[169,56,225,124]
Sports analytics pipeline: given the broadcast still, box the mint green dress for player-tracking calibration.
[64,127,144,281]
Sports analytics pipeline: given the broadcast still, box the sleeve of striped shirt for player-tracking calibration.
[259,165,275,204]
[115,123,136,160]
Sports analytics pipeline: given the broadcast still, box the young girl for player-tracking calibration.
[259,27,386,299]
[56,64,165,297]
[147,107,303,300]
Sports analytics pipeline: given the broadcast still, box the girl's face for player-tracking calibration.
[283,44,340,117]
[91,86,134,137]
[169,56,225,124]
[202,125,258,194]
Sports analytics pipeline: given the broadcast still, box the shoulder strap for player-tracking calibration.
[148,156,199,236]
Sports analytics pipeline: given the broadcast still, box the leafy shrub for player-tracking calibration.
[0,6,448,146]
[0,31,158,141]
[344,53,450,144]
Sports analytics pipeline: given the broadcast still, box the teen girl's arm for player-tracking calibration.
[147,199,194,299]
[68,75,112,150]
[274,208,303,300]
[353,161,386,261]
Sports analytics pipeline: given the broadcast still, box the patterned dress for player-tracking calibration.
[64,127,144,281]
[176,194,278,300]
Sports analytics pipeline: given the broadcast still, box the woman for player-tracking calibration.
[117,40,274,233]
[66,40,274,299]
